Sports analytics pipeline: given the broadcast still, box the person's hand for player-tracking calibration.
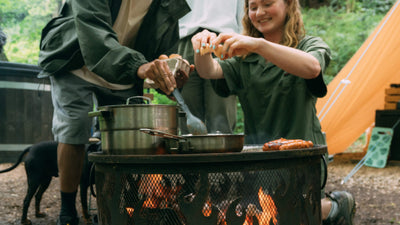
[175,59,194,89]
[191,29,218,55]
[212,33,259,59]
[137,59,176,95]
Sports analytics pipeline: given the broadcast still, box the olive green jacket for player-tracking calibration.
[216,36,331,145]
[38,0,190,87]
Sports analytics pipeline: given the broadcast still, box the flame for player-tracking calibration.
[244,187,278,225]
[128,175,278,225]
[140,174,164,208]
[202,200,212,217]
[257,187,278,225]
[138,174,182,209]
[126,207,134,217]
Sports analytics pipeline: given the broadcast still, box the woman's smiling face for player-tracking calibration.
[248,0,288,40]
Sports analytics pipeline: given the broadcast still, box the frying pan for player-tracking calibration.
[140,128,244,153]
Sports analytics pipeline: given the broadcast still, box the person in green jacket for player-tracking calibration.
[37,0,190,224]
[191,0,355,224]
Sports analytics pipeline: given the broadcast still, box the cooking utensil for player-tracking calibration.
[172,89,207,135]
[140,128,244,153]
[88,96,178,154]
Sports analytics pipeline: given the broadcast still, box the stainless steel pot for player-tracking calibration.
[89,97,178,155]
[140,129,245,153]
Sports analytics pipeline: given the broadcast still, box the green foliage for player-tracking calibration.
[147,89,176,105]
[329,0,395,13]
[303,6,388,82]
[1,0,61,64]
[360,0,397,14]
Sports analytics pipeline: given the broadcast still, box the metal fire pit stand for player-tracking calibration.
[89,145,327,225]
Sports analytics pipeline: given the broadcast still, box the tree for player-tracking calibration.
[0,0,62,64]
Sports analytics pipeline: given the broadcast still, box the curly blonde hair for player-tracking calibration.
[242,0,305,48]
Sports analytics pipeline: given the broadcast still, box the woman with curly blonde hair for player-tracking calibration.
[191,0,355,224]
[242,0,305,48]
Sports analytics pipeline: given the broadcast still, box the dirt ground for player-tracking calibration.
[0,151,399,225]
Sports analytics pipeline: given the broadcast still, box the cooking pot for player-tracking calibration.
[140,128,245,153]
[88,96,178,155]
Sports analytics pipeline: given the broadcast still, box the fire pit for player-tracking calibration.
[88,145,326,225]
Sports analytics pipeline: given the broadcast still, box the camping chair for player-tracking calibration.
[341,122,397,184]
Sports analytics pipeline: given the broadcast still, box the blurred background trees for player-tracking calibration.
[0,0,396,133]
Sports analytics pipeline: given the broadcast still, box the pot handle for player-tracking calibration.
[88,110,112,118]
[126,96,152,105]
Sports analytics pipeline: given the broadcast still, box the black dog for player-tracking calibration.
[0,141,100,225]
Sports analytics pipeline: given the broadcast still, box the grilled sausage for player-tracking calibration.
[262,138,313,151]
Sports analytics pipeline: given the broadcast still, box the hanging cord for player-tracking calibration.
[318,0,400,122]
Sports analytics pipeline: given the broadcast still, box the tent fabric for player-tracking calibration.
[316,0,400,154]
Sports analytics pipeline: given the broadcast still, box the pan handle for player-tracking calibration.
[139,128,183,140]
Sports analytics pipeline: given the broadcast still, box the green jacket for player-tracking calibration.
[38,0,190,87]
[216,36,331,145]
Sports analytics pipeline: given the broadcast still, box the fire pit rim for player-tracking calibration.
[88,145,327,164]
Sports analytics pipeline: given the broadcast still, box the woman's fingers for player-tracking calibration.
[214,33,255,58]
[192,29,217,54]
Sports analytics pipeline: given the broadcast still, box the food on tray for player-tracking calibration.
[262,138,313,151]
[199,43,225,60]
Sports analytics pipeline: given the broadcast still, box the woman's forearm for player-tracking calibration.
[194,53,224,79]
[255,39,321,79]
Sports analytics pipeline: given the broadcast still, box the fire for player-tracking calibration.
[244,187,278,225]
[140,174,163,208]
[257,187,278,225]
[137,174,182,209]
[125,207,134,217]
[125,174,278,225]
[202,200,212,217]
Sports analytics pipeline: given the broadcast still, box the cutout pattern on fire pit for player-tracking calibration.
[91,148,324,225]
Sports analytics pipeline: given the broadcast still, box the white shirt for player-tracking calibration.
[179,0,244,38]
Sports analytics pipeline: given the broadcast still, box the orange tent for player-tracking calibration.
[316,0,400,154]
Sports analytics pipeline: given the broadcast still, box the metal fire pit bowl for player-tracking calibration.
[89,145,327,225]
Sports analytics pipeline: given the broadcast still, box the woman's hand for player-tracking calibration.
[213,33,260,58]
[191,29,225,79]
[137,59,176,95]
[191,29,218,55]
